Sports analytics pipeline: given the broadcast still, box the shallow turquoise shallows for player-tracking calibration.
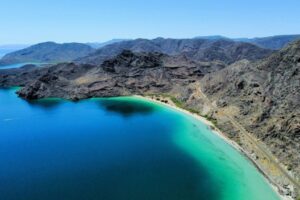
[0,62,48,69]
[0,88,280,200]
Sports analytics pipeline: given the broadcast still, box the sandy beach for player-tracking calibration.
[135,95,293,200]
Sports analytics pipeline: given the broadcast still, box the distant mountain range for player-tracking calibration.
[195,34,300,49]
[86,39,130,49]
[77,38,273,65]
[0,42,95,65]
[234,35,300,49]
[0,44,31,58]
[0,35,299,66]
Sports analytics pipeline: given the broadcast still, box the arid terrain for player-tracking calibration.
[0,37,299,199]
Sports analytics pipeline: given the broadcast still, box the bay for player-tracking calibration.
[0,88,280,200]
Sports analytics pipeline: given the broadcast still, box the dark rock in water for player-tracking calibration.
[18,80,47,99]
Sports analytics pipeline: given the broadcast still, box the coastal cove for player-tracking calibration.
[0,88,280,200]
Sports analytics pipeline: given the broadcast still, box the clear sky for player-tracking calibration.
[0,0,300,44]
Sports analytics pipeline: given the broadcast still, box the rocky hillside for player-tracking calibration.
[0,42,95,65]
[200,40,300,182]
[0,50,225,100]
[77,38,274,65]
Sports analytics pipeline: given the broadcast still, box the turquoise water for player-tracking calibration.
[0,63,31,69]
[0,88,280,200]
[0,62,47,69]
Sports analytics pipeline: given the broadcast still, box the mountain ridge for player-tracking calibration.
[3,34,299,66]
[77,38,274,65]
[0,42,95,66]
[234,34,300,50]
[1,34,299,66]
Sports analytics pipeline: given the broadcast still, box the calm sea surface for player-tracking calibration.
[0,88,280,200]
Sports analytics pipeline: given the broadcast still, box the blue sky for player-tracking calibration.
[0,0,300,44]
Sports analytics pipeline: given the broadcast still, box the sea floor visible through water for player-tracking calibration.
[0,88,280,200]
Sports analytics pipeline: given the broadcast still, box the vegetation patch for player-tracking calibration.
[202,114,218,126]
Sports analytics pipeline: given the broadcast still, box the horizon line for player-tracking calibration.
[0,33,300,46]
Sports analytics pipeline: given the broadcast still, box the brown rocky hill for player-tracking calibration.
[200,40,300,181]
[0,50,225,100]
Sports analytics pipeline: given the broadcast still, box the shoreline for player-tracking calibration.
[135,95,292,200]
[0,87,293,200]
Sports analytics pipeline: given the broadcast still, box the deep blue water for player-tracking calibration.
[0,89,218,200]
[0,88,280,200]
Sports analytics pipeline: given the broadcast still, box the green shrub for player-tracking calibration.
[202,114,218,126]
[151,94,219,127]
[186,108,200,114]
[170,96,184,108]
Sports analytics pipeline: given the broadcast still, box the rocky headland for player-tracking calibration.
[0,39,299,199]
